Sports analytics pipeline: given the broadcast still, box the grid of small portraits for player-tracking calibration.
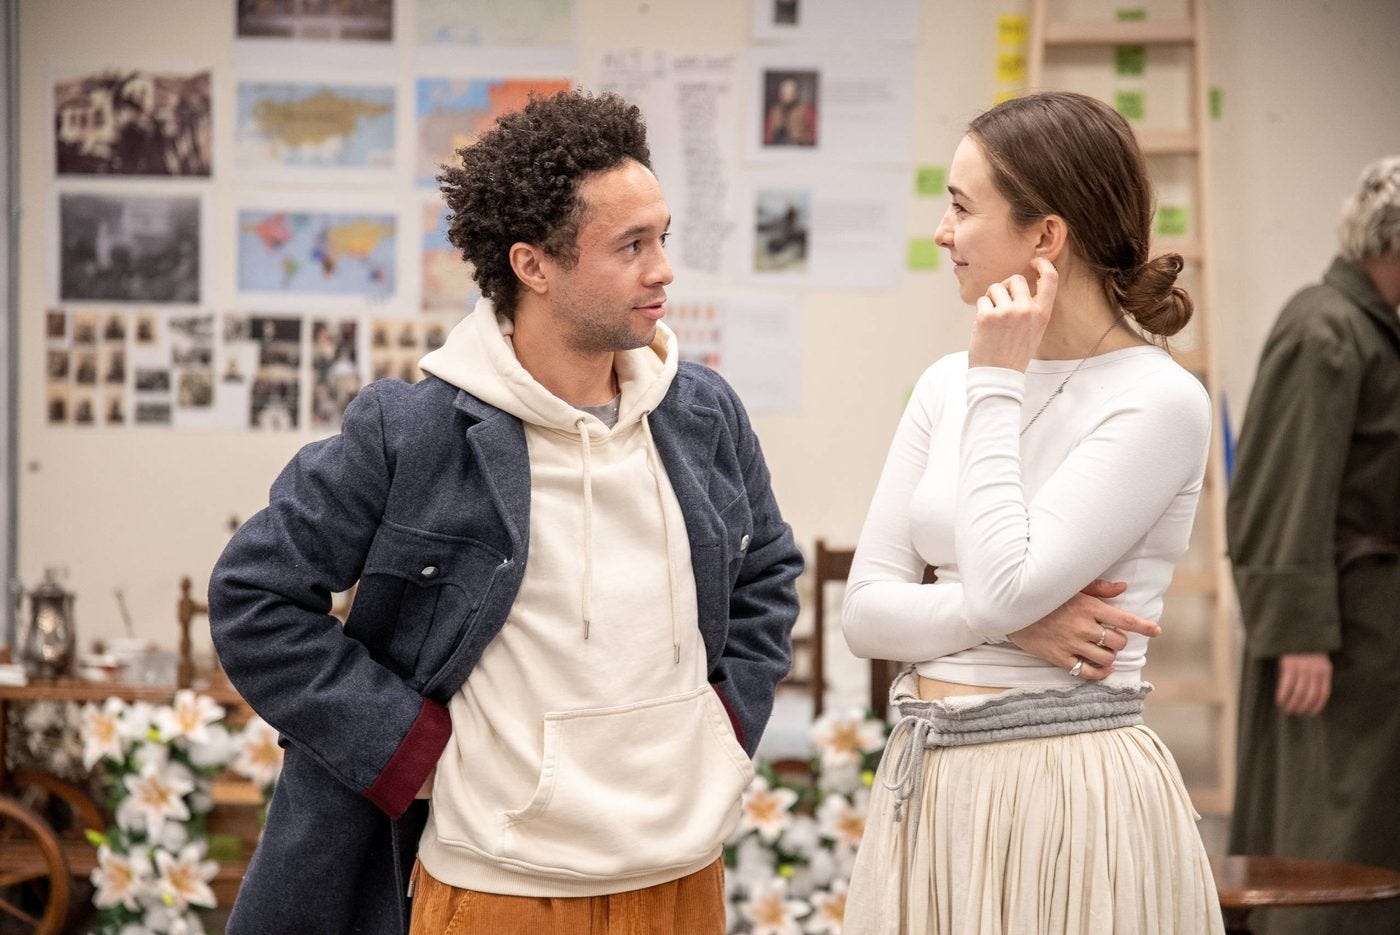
[44,308,451,430]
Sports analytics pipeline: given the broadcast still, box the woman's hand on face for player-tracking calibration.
[967,257,1058,371]
[1005,578,1161,681]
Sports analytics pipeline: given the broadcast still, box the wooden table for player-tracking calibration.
[0,679,249,788]
[1211,855,1400,934]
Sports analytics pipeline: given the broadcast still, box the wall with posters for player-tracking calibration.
[11,0,1400,697]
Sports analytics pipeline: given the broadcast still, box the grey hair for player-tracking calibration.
[1338,155,1400,263]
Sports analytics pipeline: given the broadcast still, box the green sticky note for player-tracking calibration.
[915,165,946,197]
[1116,7,1147,21]
[1156,205,1189,237]
[1114,90,1145,122]
[1115,44,1145,76]
[1210,86,1224,119]
[907,237,940,270]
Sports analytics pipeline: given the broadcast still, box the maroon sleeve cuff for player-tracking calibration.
[711,684,746,750]
[365,698,451,818]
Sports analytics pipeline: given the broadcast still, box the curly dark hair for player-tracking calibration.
[437,90,652,318]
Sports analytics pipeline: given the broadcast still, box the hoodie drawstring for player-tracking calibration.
[642,413,682,665]
[572,412,681,666]
[575,417,594,641]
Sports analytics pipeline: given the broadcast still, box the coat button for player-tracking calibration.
[739,534,751,552]
[420,565,438,578]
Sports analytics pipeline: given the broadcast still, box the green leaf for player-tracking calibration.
[85,828,110,847]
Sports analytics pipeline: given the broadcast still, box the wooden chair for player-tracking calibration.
[797,541,912,721]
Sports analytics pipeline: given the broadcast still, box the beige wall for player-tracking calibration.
[13,0,1400,676]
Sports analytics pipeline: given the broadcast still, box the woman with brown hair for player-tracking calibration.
[841,91,1224,933]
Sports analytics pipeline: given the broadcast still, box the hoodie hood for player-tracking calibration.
[419,298,679,433]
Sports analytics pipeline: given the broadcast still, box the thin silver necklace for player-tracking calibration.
[1020,316,1124,436]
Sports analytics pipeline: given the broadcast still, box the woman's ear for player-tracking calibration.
[1034,215,1068,264]
[510,242,550,296]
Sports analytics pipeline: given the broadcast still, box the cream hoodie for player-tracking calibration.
[414,300,754,896]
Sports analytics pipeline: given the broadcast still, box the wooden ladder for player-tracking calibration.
[1027,0,1236,816]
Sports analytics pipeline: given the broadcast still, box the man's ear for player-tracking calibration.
[510,242,550,296]
[1033,215,1068,264]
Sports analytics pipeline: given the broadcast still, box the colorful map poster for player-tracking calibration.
[421,201,478,311]
[55,69,212,176]
[416,0,574,48]
[238,210,395,298]
[235,82,395,171]
[416,77,571,186]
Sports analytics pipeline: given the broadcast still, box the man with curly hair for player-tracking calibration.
[210,89,802,934]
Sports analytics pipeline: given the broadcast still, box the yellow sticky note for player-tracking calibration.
[915,165,946,197]
[1156,205,1189,237]
[1116,7,1147,21]
[908,237,940,270]
[998,14,1029,47]
[996,52,1027,84]
[993,89,1021,105]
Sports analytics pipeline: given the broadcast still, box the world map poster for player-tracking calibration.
[238,210,396,298]
[416,76,571,186]
[236,82,395,171]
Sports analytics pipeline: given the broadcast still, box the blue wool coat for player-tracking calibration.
[209,364,803,934]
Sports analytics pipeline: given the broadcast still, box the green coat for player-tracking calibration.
[1228,257,1400,934]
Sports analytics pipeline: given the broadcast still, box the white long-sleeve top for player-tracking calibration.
[842,346,1211,689]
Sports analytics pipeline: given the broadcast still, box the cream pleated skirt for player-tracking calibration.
[845,716,1225,934]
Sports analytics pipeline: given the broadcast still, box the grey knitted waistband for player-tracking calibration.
[880,681,1152,862]
[893,680,1150,747]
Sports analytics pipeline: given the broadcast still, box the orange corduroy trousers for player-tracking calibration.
[407,857,727,935]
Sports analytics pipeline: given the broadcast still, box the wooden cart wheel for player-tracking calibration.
[0,797,70,935]
[11,770,105,838]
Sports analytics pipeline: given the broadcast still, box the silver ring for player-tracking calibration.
[1095,626,1109,648]
[1068,658,1084,678]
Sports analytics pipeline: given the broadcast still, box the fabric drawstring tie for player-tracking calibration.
[642,412,681,665]
[880,714,933,863]
[575,416,595,641]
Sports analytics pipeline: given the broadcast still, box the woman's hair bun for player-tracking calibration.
[1119,253,1193,337]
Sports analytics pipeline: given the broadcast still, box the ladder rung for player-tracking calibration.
[1148,677,1225,704]
[1139,129,1199,155]
[1168,570,1217,594]
[1155,240,1202,264]
[1044,18,1196,46]
[1187,784,1231,815]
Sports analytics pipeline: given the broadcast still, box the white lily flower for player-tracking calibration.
[781,815,822,859]
[739,775,800,843]
[156,818,191,852]
[153,842,219,910]
[145,902,208,934]
[809,710,885,770]
[154,691,225,746]
[120,701,157,743]
[187,723,235,770]
[231,717,284,788]
[90,844,154,911]
[805,880,848,934]
[122,759,194,840]
[741,878,810,935]
[815,791,867,853]
[790,847,837,895]
[733,835,778,893]
[81,698,129,769]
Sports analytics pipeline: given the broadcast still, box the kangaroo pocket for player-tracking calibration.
[497,685,754,879]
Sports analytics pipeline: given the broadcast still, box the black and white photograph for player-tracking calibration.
[178,370,214,408]
[74,351,99,386]
[135,401,172,425]
[45,310,67,340]
[73,393,96,426]
[134,367,171,393]
[311,318,361,430]
[754,189,811,273]
[237,0,394,42]
[59,192,200,303]
[73,313,97,345]
[225,315,303,430]
[46,385,69,425]
[55,69,213,176]
[47,349,70,382]
[106,392,126,426]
